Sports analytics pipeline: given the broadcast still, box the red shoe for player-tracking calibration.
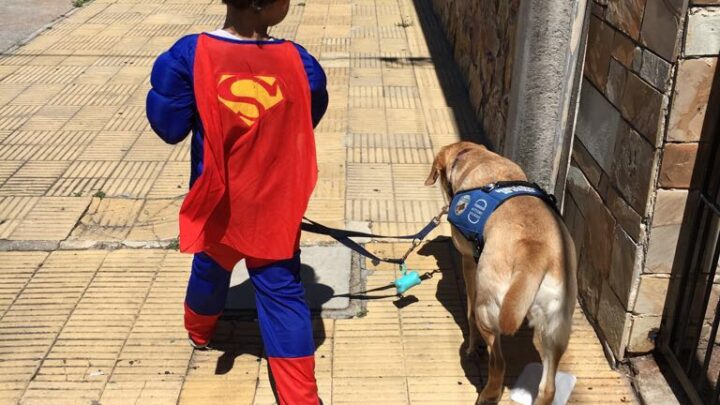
[188,334,209,350]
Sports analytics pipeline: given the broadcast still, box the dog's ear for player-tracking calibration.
[424,163,440,186]
[425,144,454,186]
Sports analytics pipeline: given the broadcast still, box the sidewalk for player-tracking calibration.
[0,0,637,404]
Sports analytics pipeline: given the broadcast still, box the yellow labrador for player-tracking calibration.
[425,142,577,405]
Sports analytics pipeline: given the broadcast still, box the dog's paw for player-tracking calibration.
[476,387,503,404]
[464,340,486,357]
[475,396,500,405]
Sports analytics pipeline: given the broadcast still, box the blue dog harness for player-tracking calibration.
[448,181,558,246]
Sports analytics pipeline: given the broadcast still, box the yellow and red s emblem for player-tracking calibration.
[217,74,285,127]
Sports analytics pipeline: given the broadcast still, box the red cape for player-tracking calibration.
[179,34,318,265]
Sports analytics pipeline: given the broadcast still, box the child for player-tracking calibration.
[146,0,328,403]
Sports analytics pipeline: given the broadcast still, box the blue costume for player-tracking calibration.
[147,32,328,405]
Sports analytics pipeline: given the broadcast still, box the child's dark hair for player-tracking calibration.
[222,0,278,10]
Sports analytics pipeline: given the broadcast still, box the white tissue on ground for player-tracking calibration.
[510,363,576,405]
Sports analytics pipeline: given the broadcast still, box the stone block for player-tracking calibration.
[583,197,616,281]
[607,0,648,39]
[566,165,616,282]
[640,0,684,61]
[612,30,636,68]
[627,315,661,353]
[597,281,631,359]
[645,224,682,273]
[633,275,670,314]
[579,248,603,318]
[659,142,699,188]
[668,58,717,142]
[653,189,688,227]
[630,355,682,403]
[611,126,658,215]
[576,79,623,173]
[586,16,614,90]
[609,226,644,309]
[606,58,629,107]
[619,72,664,145]
[592,2,607,18]
[686,7,720,56]
[567,167,606,317]
[639,50,672,92]
[571,141,602,187]
[607,186,645,242]
[563,190,586,256]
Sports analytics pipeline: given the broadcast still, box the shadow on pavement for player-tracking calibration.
[408,0,490,147]
[212,265,331,377]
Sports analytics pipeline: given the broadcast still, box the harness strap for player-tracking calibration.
[448,181,559,246]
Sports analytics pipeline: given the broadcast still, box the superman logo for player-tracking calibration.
[217,74,285,127]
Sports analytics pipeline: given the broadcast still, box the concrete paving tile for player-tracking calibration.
[62,105,121,131]
[126,199,180,242]
[0,104,42,131]
[124,134,173,161]
[73,66,121,86]
[68,197,144,242]
[79,131,138,160]
[3,66,85,85]
[346,163,393,200]
[333,377,409,404]
[0,196,40,238]
[48,177,108,197]
[2,130,95,146]
[9,197,90,241]
[147,162,189,199]
[11,84,66,106]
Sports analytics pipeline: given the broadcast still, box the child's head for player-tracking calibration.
[223,0,290,27]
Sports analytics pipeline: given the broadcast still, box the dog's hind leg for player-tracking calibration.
[532,324,570,405]
[462,255,481,355]
[476,326,505,405]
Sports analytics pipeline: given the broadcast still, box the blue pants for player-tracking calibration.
[184,252,319,404]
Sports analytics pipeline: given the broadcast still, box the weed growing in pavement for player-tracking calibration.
[167,238,180,251]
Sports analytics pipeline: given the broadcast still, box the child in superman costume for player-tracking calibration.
[146,0,328,403]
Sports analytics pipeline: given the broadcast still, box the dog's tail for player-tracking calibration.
[498,248,547,335]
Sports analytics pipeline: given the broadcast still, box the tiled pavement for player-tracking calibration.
[0,0,637,404]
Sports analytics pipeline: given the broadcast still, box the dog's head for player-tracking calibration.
[425,142,486,196]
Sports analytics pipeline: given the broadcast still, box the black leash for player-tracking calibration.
[332,270,441,300]
[301,207,448,265]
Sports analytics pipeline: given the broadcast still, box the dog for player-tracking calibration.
[425,141,577,405]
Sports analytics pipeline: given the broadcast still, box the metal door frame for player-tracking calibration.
[657,63,720,405]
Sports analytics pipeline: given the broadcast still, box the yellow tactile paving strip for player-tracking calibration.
[0,0,636,403]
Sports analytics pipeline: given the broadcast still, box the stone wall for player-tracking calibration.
[564,0,717,359]
[429,0,519,149]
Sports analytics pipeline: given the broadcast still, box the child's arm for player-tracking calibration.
[293,44,329,128]
[146,35,198,144]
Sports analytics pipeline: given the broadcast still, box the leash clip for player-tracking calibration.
[433,205,449,225]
